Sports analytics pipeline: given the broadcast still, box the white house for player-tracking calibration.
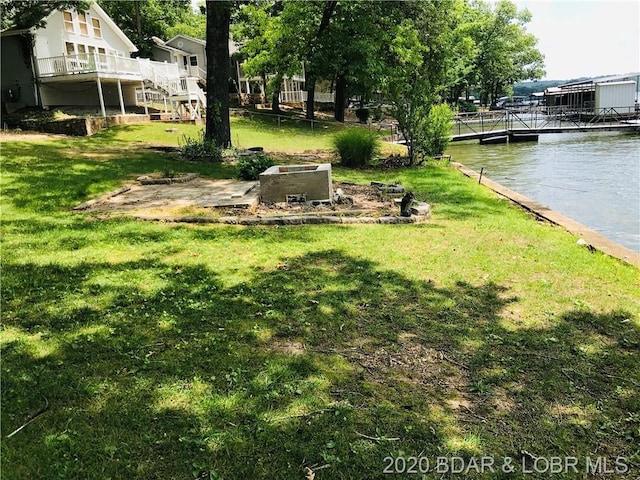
[151,34,315,107]
[1,3,206,118]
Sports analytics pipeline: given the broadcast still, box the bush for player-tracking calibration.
[333,128,380,168]
[458,101,477,113]
[179,131,222,162]
[237,153,276,180]
[354,108,370,123]
[419,103,454,157]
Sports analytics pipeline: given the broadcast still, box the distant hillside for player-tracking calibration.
[513,75,624,96]
[513,80,565,96]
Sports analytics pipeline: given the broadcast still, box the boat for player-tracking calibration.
[479,135,508,145]
[509,132,539,143]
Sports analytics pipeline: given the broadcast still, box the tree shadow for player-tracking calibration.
[1,140,237,213]
[2,249,638,478]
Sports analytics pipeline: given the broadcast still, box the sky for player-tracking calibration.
[514,0,640,80]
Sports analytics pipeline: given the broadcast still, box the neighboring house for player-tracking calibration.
[152,34,207,85]
[1,3,206,118]
[151,34,314,107]
[152,33,264,105]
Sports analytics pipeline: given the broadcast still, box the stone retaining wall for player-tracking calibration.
[17,114,151,136]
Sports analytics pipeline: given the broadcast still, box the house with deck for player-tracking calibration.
[151,34,321,108]
[1,3,205,119]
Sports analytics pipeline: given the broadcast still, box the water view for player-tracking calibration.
[446,131,640,252]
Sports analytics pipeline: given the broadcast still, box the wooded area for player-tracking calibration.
[1,0,545,159]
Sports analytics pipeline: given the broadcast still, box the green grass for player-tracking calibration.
[1,122,639,479]
[77,114,403,155]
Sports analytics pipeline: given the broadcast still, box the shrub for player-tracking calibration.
[333,128,381,168]
[179,131,222,162]
[354,108,370,123]
[458,101,477,113]
[422,103,454,156]
[237,153,275,180]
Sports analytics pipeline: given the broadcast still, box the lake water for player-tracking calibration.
[445,131,640,252]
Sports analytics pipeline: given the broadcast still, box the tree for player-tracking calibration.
[0,0,89,30]
[318,1,392,122]
[467,0,545,105]
[97,0,195,57]
[272,1,338,120]
[205,0,232,148]
[382,1,455,164]
[232,1,292,113]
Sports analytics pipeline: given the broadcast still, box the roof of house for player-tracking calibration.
[89,2,138,53]
[161,33,240,55]
[151,36,189,55]
[1,4,138,52]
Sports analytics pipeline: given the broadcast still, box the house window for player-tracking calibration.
[190,56,198,66]
[78,12,88,35]
[77,44,86,54]
[65,42,75,55]
[63,11,74,32]
[98,47,106,55]
[92,18,102,38]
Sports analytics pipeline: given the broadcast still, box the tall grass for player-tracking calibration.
[332,128,381,167]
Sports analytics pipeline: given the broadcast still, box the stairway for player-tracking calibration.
[137,60,207,119]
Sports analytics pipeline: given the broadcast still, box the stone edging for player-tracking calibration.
[73,185,132,211]
[138,173,198,185]
[133,213,429,225]
[452,162,640,268]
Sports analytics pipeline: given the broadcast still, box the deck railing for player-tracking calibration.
[280,91,335,104]
[36,53,140,77]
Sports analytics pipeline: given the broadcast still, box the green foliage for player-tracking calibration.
[237,152,275,180]
[97,0,196,57]
[421,103,454,157]
[333,128,380,168]
[457,101,478,113]
[179,131,222,162]
[0,0,89,30]
[466,0,545,103]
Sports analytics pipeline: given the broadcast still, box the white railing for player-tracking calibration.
[187,65,206,80]
[37,53,207,111]
[37,53,140,77]
[280,90,335,103]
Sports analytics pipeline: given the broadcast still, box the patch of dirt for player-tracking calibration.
[0,130,68,141]
[221,182,398,218]
[341,335,469,391]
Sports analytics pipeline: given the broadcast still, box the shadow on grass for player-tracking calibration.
[1,140,238,213]
[2,249,638,479]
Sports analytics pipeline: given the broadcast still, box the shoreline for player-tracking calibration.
[452,162,640,268]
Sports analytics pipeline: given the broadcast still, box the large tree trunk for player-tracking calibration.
[334,73,347,122]
[304,1,338,121]
[205,0,232,148]
[271,89,281,114]
[305,71,315,120]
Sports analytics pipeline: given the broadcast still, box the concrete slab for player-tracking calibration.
[82,178,259,211]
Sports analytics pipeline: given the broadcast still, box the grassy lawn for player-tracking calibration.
[81,114,401,155]
[1,121,639,480]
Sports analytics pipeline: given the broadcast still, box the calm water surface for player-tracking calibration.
[446,131,640,252]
